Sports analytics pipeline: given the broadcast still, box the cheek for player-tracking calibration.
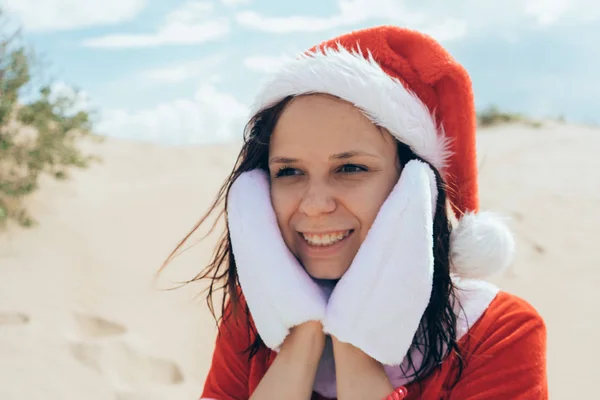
[270,185,298,235]
[345,180,396,238]
[346,193,381,233]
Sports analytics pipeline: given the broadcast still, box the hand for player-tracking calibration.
[323,160,438,365]
[287,321,327,348]
[250,321,326,400]
[331,337,395,400]
[227,169,328,351]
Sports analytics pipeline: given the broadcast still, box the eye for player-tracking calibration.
[337,164,368,174]
[275,166,302,178]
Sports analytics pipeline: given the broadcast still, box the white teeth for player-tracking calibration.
[302,231,350,246]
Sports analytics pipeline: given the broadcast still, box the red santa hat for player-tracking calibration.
[249,25,515,279]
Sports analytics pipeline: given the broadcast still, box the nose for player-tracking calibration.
[298,180,336,217]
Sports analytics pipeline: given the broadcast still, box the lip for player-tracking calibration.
[300,229,350,236]
[297,229,354,259]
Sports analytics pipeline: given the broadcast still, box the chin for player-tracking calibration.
[304,261,349,280]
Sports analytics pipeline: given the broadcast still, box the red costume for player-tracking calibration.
[202,291,547,399]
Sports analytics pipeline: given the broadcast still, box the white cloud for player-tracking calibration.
[235,0,467,40]
[236,12,350,33]
[139,55,226,84]
[219,0,251,6]
[524,0,571,25]
[96,85,248,145]
[243,55,289,73]
[524,0,600,25]
[235,0,600,38]
[49,82,92,115]
[1,0,146,32]
[82,1,229,49]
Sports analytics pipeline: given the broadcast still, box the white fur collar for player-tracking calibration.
[312,278,499,398]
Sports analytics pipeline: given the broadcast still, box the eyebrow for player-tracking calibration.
[331,151,379,160]
[269,150,380,165]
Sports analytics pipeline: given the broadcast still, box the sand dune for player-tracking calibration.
[0,122,598,399]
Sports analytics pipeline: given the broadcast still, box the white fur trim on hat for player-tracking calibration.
[250,45,452,173]
[450,212,516,278]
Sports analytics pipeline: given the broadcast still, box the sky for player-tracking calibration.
[1,0,599,145]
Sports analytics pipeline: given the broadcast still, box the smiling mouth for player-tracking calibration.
[300,230,353,247]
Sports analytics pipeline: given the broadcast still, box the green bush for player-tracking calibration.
[0,11,100,228]
[477,105,542,128]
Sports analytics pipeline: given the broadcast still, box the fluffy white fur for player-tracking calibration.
[450,211,516,279]
[249,45,452,173]
[322,160,438,366]
[226,167,507,398]
[313,278,500,398]
[227,169,328,351]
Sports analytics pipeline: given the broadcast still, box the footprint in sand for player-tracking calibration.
[70,341,103,373]
[69,340,184,386]
[0,312,30,326]
[72,312,127,338]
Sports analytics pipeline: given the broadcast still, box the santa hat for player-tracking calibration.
[249,25,514,279]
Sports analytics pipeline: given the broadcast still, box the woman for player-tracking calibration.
[165,26,548,399]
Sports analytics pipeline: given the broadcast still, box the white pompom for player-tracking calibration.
[450,211,516,279]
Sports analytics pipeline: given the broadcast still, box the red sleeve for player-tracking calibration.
[448,292,548,399]
[201,301,252,400]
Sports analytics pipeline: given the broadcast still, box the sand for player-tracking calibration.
[0,122,598,399]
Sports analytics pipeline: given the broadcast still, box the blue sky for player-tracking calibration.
[2,0,599,145]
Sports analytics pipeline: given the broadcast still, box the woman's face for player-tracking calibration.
[268,94,402,279]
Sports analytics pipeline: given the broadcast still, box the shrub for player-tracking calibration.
[0,10,100,228]
[477,105,542,128]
